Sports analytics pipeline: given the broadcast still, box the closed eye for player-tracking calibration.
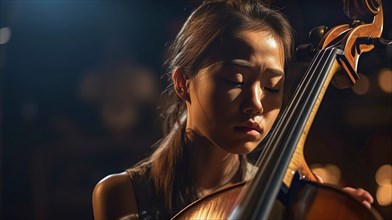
[264,87,280,93]
[224,79,243,88]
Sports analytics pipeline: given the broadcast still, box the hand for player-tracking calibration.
[314,174,374,209]
[343,187,374,209]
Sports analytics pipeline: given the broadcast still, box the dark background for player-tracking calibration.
[1,0,391,219]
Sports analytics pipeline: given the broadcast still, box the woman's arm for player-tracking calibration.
[92,172,139,220]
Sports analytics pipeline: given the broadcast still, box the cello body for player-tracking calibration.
[172,178,382,220]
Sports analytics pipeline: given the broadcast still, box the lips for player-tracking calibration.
[234,120,262,133]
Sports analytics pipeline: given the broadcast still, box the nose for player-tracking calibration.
[241,84,263,116]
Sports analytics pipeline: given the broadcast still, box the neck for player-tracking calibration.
[186,132,240,197]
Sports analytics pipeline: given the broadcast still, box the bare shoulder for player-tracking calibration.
[92,172,138,220]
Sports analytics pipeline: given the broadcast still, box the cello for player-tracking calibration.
[172,0,388,219]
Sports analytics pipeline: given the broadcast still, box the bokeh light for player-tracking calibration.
[352,73,370,95]
[377,68,392,93]
[376,184,392,206]
[0,27,11,45]
[376,164,392,186]
[311,164,342,184]
[375,164,392,206]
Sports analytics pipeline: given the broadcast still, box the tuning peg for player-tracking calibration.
[308,25,329,48]
[295,26,329,62]
[356,36,392,47]
[295,43,315,63]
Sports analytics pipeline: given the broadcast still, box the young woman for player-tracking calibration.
[92,0,373,219]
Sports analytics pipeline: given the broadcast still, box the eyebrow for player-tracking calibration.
[226,59,253,68]
[225,59,285,76]
[266,69,285,77]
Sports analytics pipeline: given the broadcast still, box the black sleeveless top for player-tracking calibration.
[127,162,170,219]
[127,157,257,220]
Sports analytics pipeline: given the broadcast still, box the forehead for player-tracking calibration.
[202,30,285,67]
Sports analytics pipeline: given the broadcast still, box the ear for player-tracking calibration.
[172,68,190,102]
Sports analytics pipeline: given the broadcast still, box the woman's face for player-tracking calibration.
[185,30,285,154]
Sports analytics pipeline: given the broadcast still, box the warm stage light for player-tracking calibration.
[376,184,392,206]
[375,164,392,206]
[377,68,392,93]
[311,164,341,185]
[376,164,392,186]
[352,73,370,95]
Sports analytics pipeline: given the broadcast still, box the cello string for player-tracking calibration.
[268,47,339,177]
[232,49,326,217]
[255,48,340,219]
[255,48,326,168]
[235,47,341,219]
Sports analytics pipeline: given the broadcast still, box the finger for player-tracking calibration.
[357,188,374,204]
[314,174,324,183]
[343,187,374,204]
[362,200,372,209]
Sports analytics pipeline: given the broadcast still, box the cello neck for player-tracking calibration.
[231,47,344,220]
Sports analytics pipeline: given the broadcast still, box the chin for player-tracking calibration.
[223,143,258,155]
[241,144,259,155]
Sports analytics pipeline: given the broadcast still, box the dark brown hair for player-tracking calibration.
[147,0,294,211]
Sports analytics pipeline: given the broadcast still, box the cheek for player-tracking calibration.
[266,108,280,124]
[189,80,229,125]
[262,95,283,126]
[195,70,242,107]
[188,82,237,147]
[264,93,283,113]
[207,84,240,113]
